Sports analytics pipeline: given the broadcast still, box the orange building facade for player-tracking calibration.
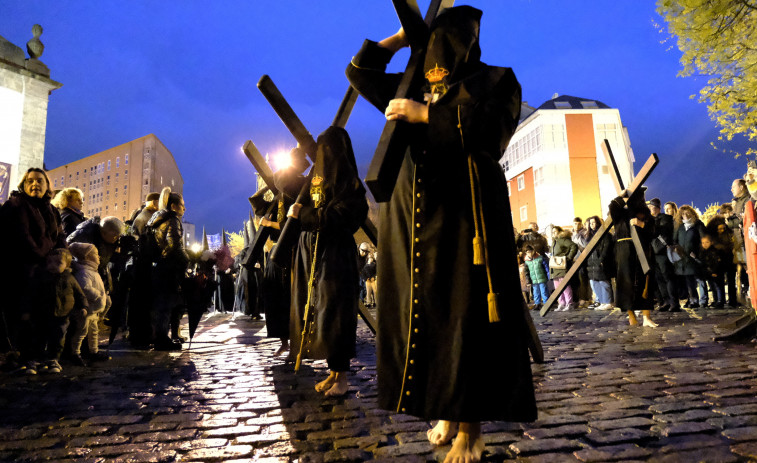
[47,134,183,222]
[503,95,635,231]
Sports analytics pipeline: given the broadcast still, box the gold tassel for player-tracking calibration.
[472,235,484,266]
[488,292,500,323]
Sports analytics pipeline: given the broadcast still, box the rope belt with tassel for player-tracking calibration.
[460,106,500,323]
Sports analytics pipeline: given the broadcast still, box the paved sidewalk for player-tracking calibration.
[2,307,757,462]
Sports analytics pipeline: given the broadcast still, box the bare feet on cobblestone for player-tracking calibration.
[444,422,483,463]
[315,371,336,392]
[627,310,639,326]
[274,339,289,357]
[324,371,349,397]
[428,420,458,446]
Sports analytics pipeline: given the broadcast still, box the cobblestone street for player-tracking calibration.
[3,307,757,462]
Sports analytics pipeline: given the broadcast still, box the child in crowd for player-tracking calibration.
[70,243,109,365]
[518,252,532,305]
[698,235,725,308]
[18,249,88,374]
[524,245,551,311]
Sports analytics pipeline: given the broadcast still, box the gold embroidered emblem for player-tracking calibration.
[310,175,324,208]
[425,63,449,83]
[277,198,285,223]
[425,64,449,102]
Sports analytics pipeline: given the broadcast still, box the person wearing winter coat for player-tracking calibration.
[673,205,708,308]
[69,242,109,364]
[67,216,124,293]
[648,198,680,312]
[584,216,614,310]
[550,226,578,311]
[697,235,725,308]
[52,188,86,237]
[524,245,550,310]
[147,187,188,350]
[0,168,66,361]
[19,249,88,374]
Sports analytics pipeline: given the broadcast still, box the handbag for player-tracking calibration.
[549,255,566,269]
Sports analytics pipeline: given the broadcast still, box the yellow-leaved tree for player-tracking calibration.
[226,230,245,258]
[656,0,757,156]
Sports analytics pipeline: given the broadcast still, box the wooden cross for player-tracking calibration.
[240,140,283,268]
[540,149,659,317]
[255,75,378,334]
[365,0,454,202]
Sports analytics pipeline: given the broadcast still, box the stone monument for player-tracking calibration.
[0,24,62,202]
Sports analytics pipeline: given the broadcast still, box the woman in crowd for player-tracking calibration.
[0,168,66,363]
[673,205,708,308]
[550,226,578,311]
[52,187,86,237]
[584,216,614,310]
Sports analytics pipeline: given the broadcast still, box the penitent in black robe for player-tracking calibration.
[609,195,655,311]
[346,6,536,422]
[276,127,368,368]
[250,167,303,339]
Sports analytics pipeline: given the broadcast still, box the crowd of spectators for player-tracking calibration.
[0,170,217,375]
[515,177,753,315]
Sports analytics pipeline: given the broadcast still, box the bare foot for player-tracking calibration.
[642,316,658,328]
[315,371,336,392]
[427,420,458,446]
[444,422,484,463]
[274,340,289,357]
[324,372,349,397]
[627,311,638,326]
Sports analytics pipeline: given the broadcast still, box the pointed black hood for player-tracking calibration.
[423,6,483,99]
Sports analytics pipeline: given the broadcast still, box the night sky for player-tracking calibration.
[2,1,749,234]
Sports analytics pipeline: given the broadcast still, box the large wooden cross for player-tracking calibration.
[540,148,659,317]
[255,75,378,334]
[240,139,282,268]
[365,0,454,202]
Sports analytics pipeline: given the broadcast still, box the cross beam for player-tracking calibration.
[365,0,454,202]
[540,152,659,317]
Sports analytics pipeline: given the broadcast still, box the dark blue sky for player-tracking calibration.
[3,1,750,233]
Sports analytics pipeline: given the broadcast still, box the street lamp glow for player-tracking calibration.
[271,150,292,171]
[190,242,202,253]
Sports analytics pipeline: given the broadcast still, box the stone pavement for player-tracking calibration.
[2,307,757,462]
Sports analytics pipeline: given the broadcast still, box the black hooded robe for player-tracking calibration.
[250,176,298,339]
[276,127,368,370]
[609,195,655,311]
[346,6,536,422]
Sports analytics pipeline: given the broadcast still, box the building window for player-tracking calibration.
[554,101,571,109]
[116,157,120,168]
[107,160,111,171]
[54,179,57,188]
[534,166,544,186]
[580,100,599,109]
[596,123,619,146]
[125,169,128,180]
[76,172,79,180]
[520,205,528,222]
[171,179,175,187]
[125,153,129,165]
[542,124,567,150]
[517,174,525,191]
